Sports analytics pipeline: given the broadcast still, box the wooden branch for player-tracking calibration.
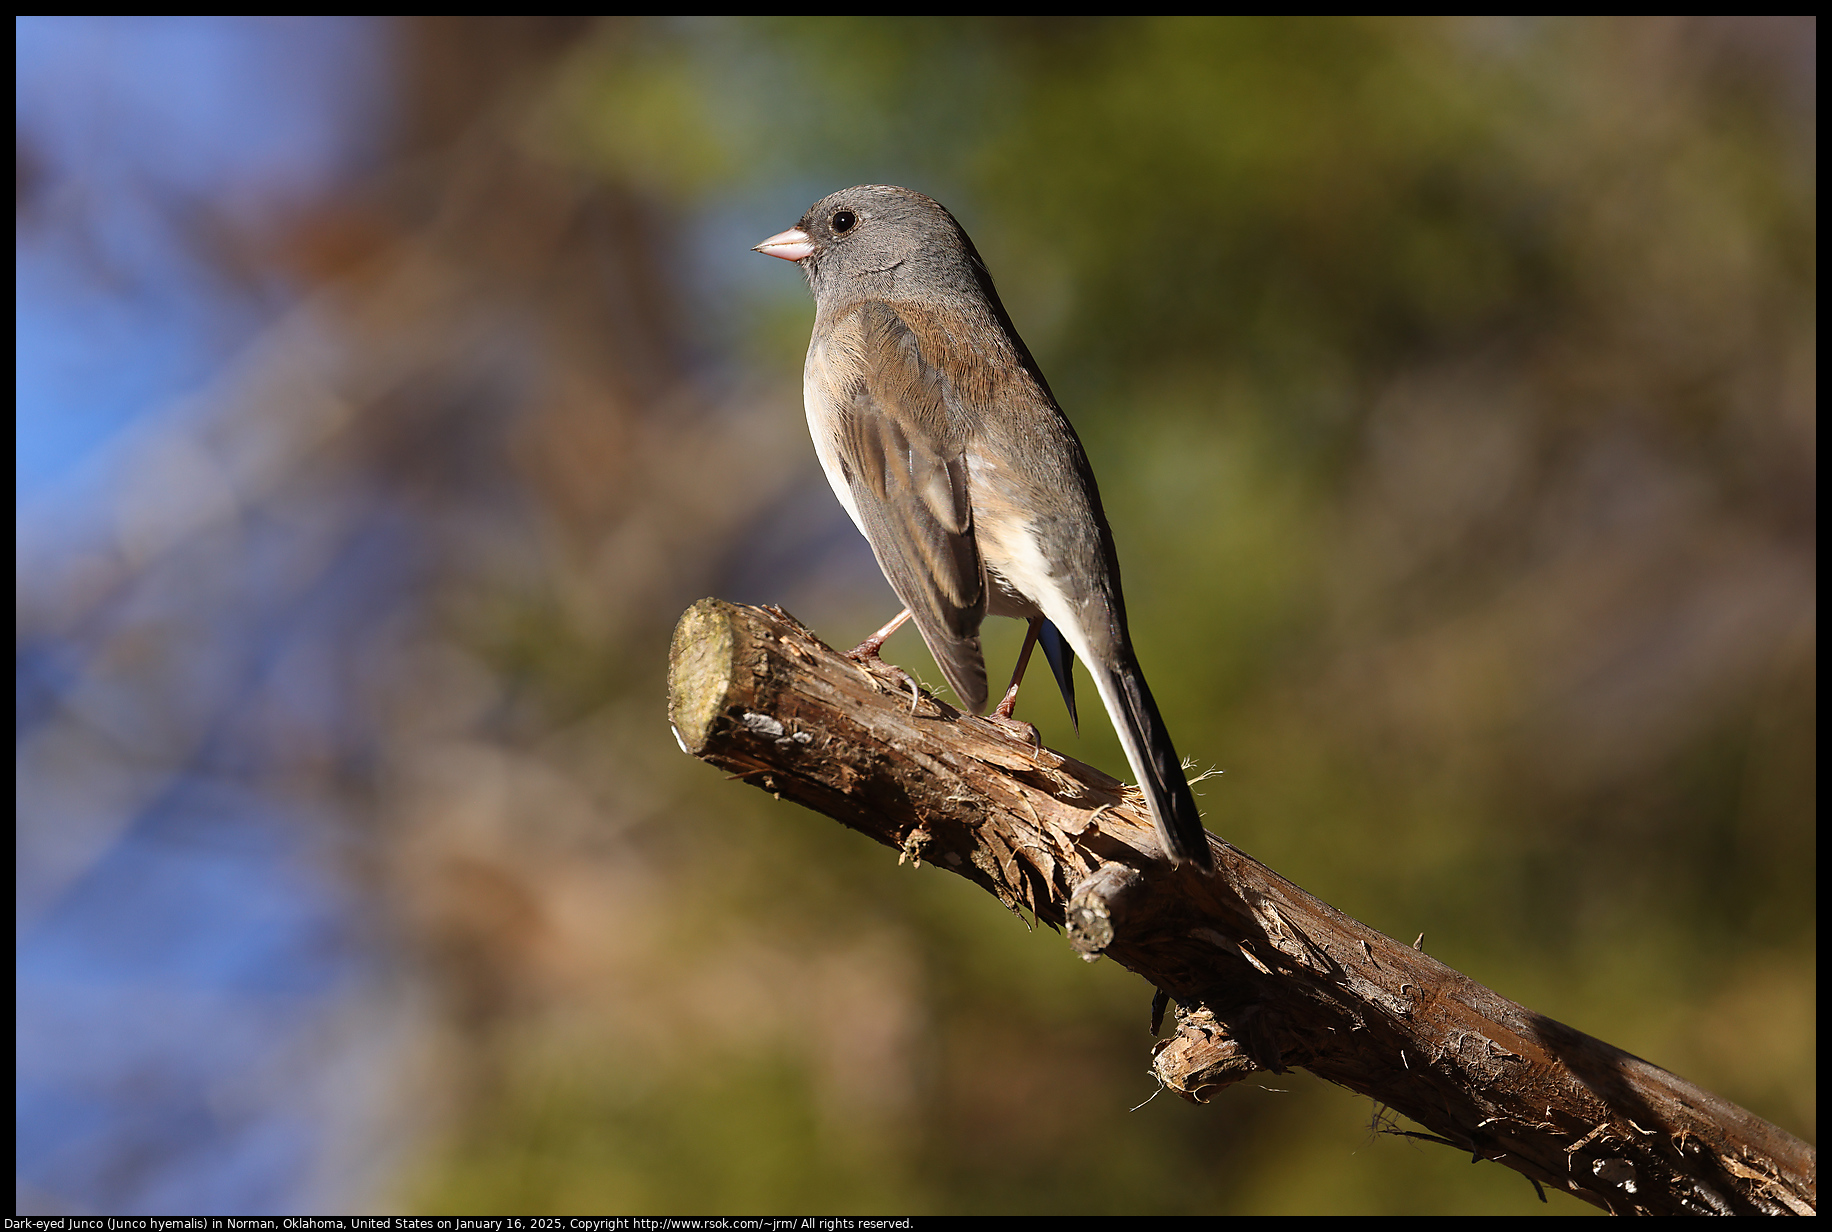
[667,598,1815,1216]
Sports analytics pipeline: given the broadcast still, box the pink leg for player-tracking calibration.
[845,608,922,713]
[985,618,1044,748]
[993,618,1044,718]
[847,608,913,660]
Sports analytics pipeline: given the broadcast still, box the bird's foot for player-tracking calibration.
[984,675,1042,748]
[983,711,1043,750]
[846,645,922,714]
[844,609,923,714]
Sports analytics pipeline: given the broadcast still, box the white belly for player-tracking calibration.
[803,361,868,538]
[966,453,1051,623]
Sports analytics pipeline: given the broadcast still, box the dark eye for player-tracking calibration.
[831,209,857,234]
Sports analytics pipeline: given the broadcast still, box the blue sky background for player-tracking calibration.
[17,17,385,1214]
[17,17,382,498]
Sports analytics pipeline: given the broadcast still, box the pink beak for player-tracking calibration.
[753,226,816,262]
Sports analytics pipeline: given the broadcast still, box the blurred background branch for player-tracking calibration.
[16,16,1814,1215]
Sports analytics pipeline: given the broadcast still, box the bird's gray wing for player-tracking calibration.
[820,299,989,712]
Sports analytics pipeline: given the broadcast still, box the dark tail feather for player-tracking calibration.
[1038,620,1078,733]
[1113,665,1213,870]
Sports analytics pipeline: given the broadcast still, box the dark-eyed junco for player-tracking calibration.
[755,185,1213,871]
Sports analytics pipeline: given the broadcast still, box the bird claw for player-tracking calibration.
[846,645,924,714]
[983,712,1043,750]
[891,666,922,714]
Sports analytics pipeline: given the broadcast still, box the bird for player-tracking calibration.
[754,184,1213,871]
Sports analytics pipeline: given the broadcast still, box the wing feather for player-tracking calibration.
[828,301,989,711]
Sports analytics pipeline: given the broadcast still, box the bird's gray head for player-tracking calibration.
[754,184,992,311]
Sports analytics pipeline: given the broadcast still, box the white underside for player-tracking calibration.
[804,368,868,538]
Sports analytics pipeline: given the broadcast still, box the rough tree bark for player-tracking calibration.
[667,598,1814,1216]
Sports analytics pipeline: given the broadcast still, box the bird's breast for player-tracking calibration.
[803,339,868,538]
